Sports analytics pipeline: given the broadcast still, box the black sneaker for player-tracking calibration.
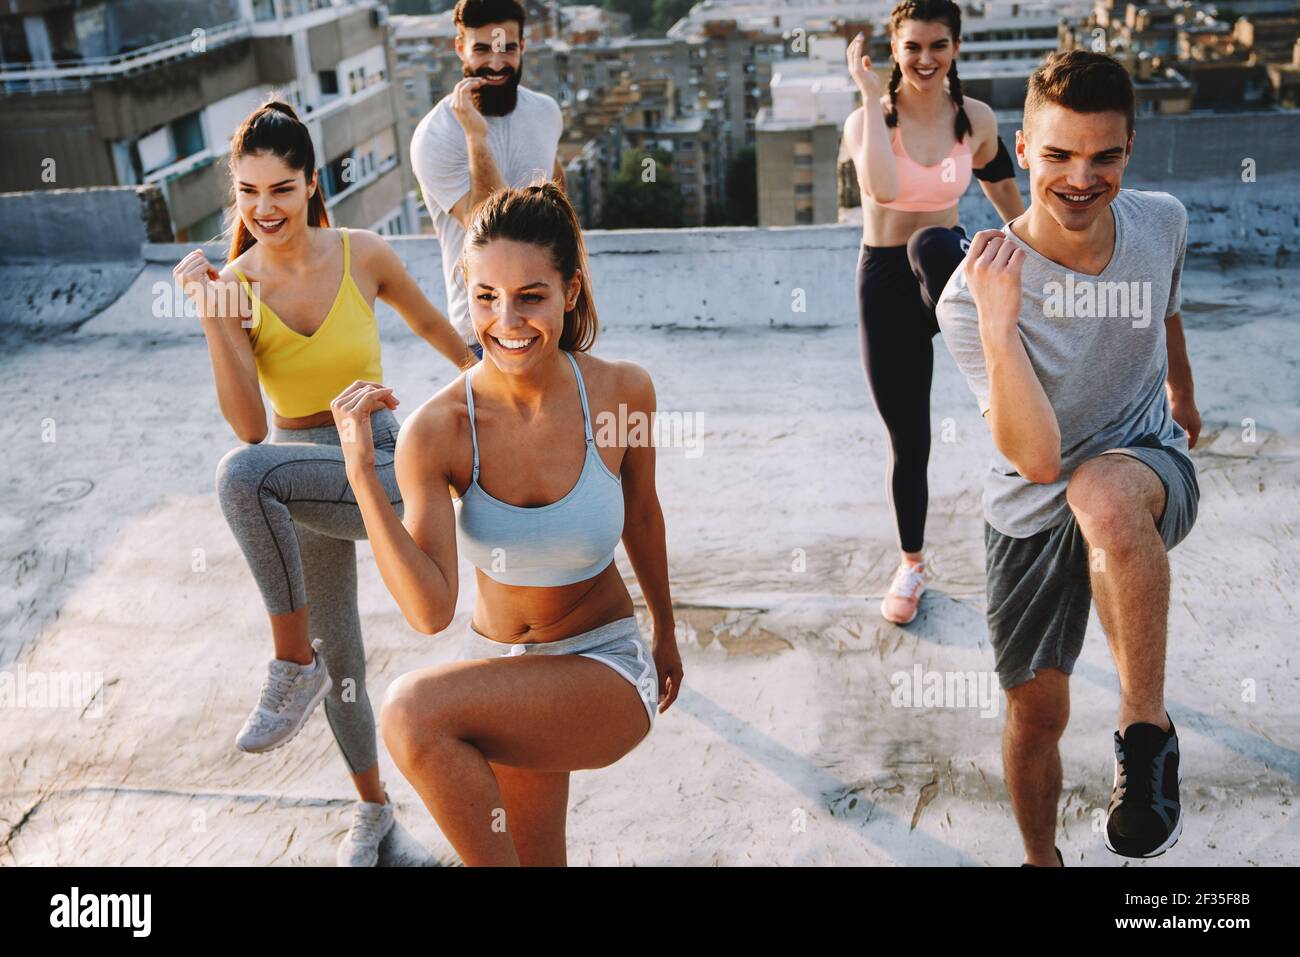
[1020,847,1064,867]
[1105,715,1182,858]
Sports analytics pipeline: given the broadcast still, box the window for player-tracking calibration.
[171,112,205,159]
[319,69,339,96]
[324,154,353,196]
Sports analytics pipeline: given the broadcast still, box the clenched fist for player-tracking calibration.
[332,380,400,476]
[965,229,1026,340]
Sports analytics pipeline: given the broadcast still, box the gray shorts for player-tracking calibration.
[984,437,1199,690]
[459,614,659,730]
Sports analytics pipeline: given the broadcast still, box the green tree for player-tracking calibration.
[651,0,695,33]
[600,148,685,229]
[599,0,655,34]
[723,146,757,226]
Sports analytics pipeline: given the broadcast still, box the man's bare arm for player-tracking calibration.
[1163,311,1201,447]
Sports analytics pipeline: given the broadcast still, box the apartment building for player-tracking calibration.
[1062,0,1300,110]
[755,35,854,225]
[0,0,416,243]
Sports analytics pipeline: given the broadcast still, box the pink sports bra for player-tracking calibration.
[874,126,973,213]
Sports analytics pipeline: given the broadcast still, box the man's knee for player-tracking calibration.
[1005,670,1070,742]
[1066,457,1158,555]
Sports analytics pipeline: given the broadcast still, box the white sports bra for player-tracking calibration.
[454,350,624,586]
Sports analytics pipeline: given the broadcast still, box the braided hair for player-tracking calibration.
[884,0,972,143]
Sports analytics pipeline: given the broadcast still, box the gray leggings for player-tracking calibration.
[214,408,402,774]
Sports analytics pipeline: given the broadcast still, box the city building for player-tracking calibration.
[756,35,854,225]
[0,0,415,242]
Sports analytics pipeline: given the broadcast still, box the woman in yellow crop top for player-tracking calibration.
[173,97,474,867]
[841,0,1025,625]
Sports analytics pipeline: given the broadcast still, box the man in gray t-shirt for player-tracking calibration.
[933,50,1203,866]
[937,187,1192,537]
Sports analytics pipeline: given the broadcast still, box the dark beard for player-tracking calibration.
[465,63,521,116]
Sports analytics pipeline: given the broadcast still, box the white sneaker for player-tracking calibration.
[337,789,396,867]
[235,650,332,754]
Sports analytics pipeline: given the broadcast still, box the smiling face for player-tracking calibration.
[465,238,581,369]
[1018,103,1132,231]
[891,18,958,91]
[457,20,523,115]
[234,150,316,242]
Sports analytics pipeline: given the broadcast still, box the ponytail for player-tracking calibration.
[225,97,329,263]
[462,180,598,352]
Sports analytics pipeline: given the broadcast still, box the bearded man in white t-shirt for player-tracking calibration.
[409,0,565,358]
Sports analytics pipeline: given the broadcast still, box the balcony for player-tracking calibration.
[0,20,250,95]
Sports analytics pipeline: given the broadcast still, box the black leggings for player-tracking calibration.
[855,224,970,554]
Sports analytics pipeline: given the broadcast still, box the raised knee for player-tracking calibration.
[215,445,263,504]
[379,672,441,761]
[906,225,949,263]
[1066,461,1144,543]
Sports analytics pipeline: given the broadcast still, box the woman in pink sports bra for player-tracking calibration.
[842,0,1025,625]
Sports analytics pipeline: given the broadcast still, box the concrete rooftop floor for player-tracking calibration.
[1,250,1297,866]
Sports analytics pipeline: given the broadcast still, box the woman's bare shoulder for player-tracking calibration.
[398,374,471,456]
[574,352,654,412]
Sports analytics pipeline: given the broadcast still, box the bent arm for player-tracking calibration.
[347,410,460,635]
[616,366,674,643]
[969,105,1024,223]
[982,325,1061,483]
[978,177,1024,224]
[846,101,899,205]
[366,232,476,369]
[1164,312,1194,398]
[450,132,508,227]
[202,269,268,443]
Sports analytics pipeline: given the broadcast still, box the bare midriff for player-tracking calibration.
[273,409,337,430]
[862,200,960,249]
[469,560,635,644]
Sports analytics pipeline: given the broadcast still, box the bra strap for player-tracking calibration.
[464,367,480,480]
[226,264,258,327]
[340,227,350,278]
[564,351,595,445]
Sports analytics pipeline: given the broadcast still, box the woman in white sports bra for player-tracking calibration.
[332,181,683,866]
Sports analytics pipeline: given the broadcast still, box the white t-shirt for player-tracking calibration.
[409,85,563,341]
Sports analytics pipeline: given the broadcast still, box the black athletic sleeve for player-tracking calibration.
[973,136,1015,183]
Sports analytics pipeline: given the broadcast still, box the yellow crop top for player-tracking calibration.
[228,227,383,418]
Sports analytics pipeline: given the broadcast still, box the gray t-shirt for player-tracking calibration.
[409,85,563,341]
[935,188,1191,538]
